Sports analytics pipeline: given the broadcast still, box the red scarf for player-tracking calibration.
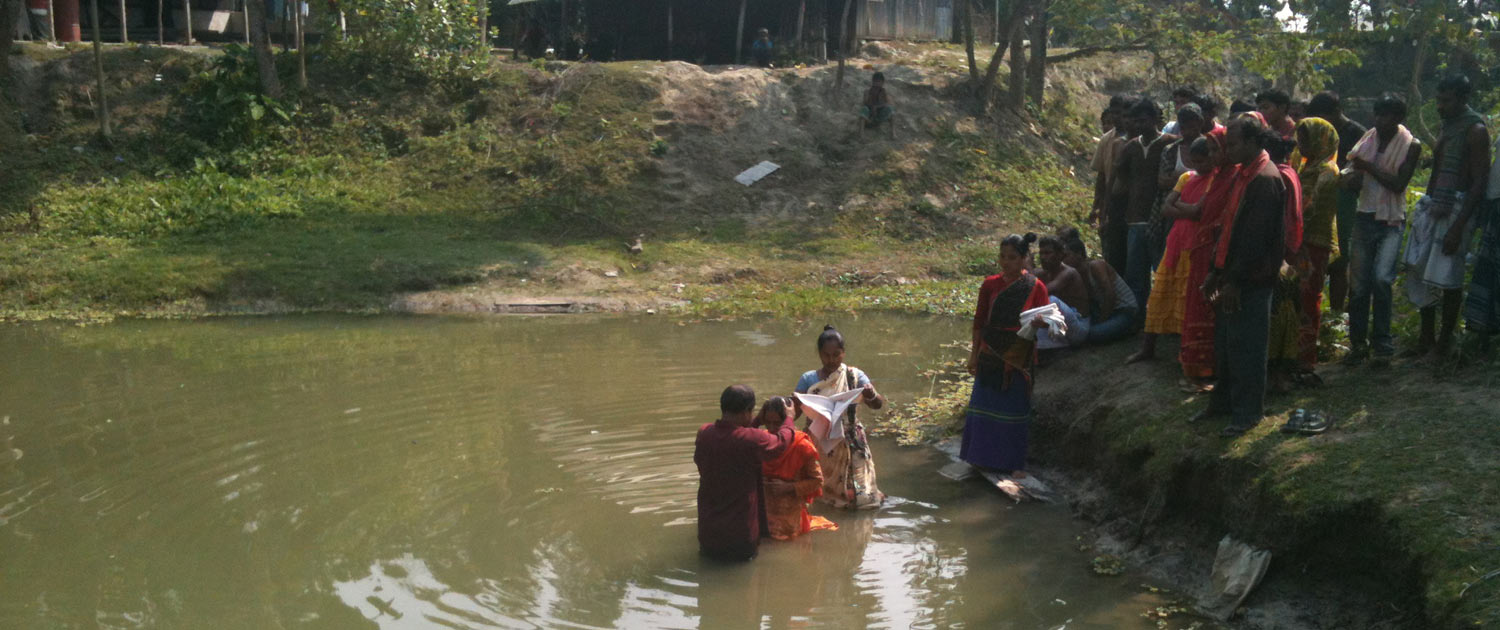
[1276,163,1304,258]
[1214,149,1273,269]
[1190,128,1237,251]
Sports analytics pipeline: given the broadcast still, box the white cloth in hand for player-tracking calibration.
[1017,303,1066,341]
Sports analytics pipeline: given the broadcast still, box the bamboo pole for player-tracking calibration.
[89,0,112,139]
[734,0,746,65]
[294,0,305,88]
[183,0,192,43]
[242,0,249,43]
[118,0,126,42]
[48,0,57,41]
[794,0,804,58]
[156,0,162,43]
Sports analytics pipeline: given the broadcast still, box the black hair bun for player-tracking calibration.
[1023,232,1038,244]
[823,324,836,331]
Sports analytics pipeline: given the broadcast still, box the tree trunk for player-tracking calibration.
[156,0,162,43]
[478,0,487,47]
[794,0,805,58]
[0,0,16,85]
[974,0,1019,110]
[293,0,305,89]
[182,0,191,43]
[48,0,56,41]
[834,0,851,90]
[89,0,113,139]
[1025,3,1045,107]
[666,1,672,59]
[962,0,978,84]
[1007,13,1024,109]
[241,0,248,43]
[246,0,281,98]
[1407,30,1427,114]
[118,0,126,42]
[735,0,746,64]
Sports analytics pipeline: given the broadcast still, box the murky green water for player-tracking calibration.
[0,314,1190,629]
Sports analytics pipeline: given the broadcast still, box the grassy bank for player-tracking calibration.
[873,334,1500,628]
[2,42,1108,322]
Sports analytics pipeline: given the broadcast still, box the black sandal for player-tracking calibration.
[1296,410,1334,435]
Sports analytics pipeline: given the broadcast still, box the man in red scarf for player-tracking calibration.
[695,385,796,560]
[1195,117,1288,437]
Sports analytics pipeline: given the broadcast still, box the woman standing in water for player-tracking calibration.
[795,326,886,509]
[963,233,1051,476]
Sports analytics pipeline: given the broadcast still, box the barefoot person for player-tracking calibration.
[1196,117,1289,437]
[1058,229,1138,344]
[1404,75,1491,359]
[1034,235,1089,349]
[1343,95,1421,366]
[795,326,886,509]
[757,396,838,540]
[858,72,893,130]
[1291,116,1342,374]
[695,386,797,561]
[963,234,1051,475]
[1129,135,1216,369]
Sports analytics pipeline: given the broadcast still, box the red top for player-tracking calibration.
[694,414,795,559]
[972,271,1051,354]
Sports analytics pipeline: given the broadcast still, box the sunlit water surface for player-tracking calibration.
[0,314,1197,629]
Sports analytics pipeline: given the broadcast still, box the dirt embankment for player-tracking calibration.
[1023,339,1498,629]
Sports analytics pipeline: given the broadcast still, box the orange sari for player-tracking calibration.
[761,431,838,540]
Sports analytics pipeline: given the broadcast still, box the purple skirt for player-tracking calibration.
[959,368,1031,472]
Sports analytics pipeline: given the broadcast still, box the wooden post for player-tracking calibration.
[242,0,248,43]
[118,0,126,41]
[666,0,672,59]
[89,0,112,140]
[734,0,746,64]
[182,0,191,43]
[49,0,58,41]
[834,0,851,89]
[156,0,162,43]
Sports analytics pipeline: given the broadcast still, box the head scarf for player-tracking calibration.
[1294,117,1339,180]
[1190,127,1238,251]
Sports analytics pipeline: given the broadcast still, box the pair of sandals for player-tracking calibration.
[1280,408,1333,435]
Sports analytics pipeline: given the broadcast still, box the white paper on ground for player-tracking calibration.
[734,161,781,186]
[795,389,865,455]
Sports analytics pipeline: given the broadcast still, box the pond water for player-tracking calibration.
[0,314,1200,629]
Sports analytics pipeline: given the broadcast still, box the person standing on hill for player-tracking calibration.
[1404,75,1491,360]
[1341,95,1421,367]
[1195,117,1287,437]
[1464,117,1500,348]
[1304,91,1366,313]
[1113,98,1173,306]
[1092,95,1136,272]
[695,386,796,561]
[751,28,774,67]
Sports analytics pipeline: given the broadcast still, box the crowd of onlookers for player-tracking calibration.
[1022,76,1493,435]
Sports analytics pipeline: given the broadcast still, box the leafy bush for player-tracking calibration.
[322,0,486,85]
[173,45,298,150]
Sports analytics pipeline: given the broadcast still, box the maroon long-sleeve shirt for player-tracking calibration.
[694,415,795,560]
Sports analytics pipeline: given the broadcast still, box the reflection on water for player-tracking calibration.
[0,314,1211,629]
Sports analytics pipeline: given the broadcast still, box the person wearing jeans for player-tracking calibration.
[1341,94,1423,365]
[1347,213,1405,360]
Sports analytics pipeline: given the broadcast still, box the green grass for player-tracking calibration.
[877,337,1500,628]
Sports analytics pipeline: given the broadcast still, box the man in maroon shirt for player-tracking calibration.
[694,385,796,560]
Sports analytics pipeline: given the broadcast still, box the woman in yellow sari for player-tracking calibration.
[794,326,886,510]
[1293,117,1342,371]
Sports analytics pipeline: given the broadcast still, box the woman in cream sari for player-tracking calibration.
[794,325,886,510]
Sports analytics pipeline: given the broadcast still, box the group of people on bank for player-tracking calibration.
[694,73,1496,561]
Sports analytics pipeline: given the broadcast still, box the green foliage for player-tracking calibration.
[174,44,298,149]
[323,0,486,83]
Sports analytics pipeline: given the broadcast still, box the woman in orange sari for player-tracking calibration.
[1180,127,1236,387]
[757,397,838,540]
